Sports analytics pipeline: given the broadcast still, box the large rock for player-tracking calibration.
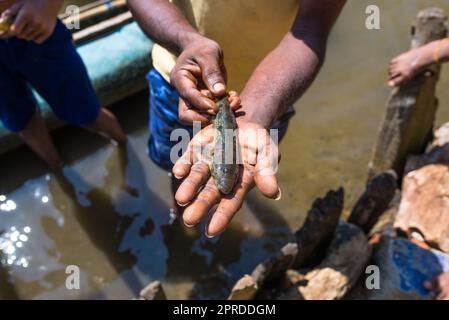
[394,164,449,253]
[404,122,449,174]
[348,170,397,233]
[297,222,372,300]
[139,281,167,300]
[370,238,449,299]
[251,243,298,289]
[293,188,344,268]
[227,275,258,300]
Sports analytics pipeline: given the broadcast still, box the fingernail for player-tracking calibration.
[213,83,225,93]
[177,201,189,207]
[184,220,195,228]
[205,221,215,239]
[274,187,282,201]
[174,173,183,179]
[205,230,215,239]
[207,109,216,116]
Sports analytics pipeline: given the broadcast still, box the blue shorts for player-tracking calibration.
[147,68,295,171]
[0,20,100,133]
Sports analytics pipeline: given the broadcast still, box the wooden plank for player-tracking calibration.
[72,11,134,45]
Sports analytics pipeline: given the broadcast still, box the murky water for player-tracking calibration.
[1,0,449,299]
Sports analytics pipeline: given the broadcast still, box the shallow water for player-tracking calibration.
[1,0,449,299]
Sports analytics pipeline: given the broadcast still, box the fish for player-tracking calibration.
[0,14,14,37]
[211,96,239,194]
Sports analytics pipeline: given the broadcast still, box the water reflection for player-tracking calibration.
[0,93,293,299]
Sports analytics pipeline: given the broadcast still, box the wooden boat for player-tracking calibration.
[0,0,154,154]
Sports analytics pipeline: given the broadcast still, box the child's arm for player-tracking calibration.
[7,0,64,44]
[388,38,449,87]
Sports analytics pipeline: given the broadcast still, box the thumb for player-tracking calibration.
[199,56,227,97]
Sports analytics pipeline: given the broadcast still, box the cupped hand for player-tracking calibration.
[172,118,281,238]
[7,0,61,44]
[170,38,239,124]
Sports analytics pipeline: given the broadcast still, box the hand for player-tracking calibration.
[172,118,281,238]
[170,37,235,124]
[7,0,62,44]
[424,271,449,300]
[179,89,241,125]
[388,42,435,87]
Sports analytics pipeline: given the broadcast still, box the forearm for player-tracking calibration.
[127,0,203,55]
[239,32,325,128]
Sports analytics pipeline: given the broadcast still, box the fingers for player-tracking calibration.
[424,278,441,299]
[254,134,281,199]
[228,91,241,110]
[182,178,221,227]
[205,166,252,237]
[175,161,210,206]
[388,73,405,87]
[170,66,218,114]
[178,98,212,125]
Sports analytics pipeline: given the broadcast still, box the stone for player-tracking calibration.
[293,188,344,268]
[404,123,449,174]
[139,281,167,300]
[348,170,397,233]
[394,164,449,253]
[369,237,449,300]
[368,8,447,180]
[251,243,298,289]
[297,222,372,300]
[227,275,258,300]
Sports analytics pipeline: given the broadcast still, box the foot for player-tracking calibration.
[424,271,449,300]
[388,42,435,87]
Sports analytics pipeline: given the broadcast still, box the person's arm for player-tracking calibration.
[238,0,346,128]
[389,37,449,86]
[172,0,346,237]
[128,0,228,117]
[6,0,64,44]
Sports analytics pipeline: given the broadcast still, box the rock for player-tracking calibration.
[368,8,447,180]
[369,237,449,300]
[405,123,449,174]
[394,164,449,253]
[429,122,449,149]
[348,170,398,233]
[293,188,344,268]
[227,275,258,300]
[297,222,372,300]
[251,243,298,289]
[139,281,167,300]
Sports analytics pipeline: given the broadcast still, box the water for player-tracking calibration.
[1,0,449,299]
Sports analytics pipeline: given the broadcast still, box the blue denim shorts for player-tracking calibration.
[147,68,295,171]
[0,20,100,133]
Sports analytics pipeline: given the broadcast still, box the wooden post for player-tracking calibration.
[368,7,448,181]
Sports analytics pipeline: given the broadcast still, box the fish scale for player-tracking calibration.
[211,96,239,194]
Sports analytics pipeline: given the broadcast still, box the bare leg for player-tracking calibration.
[84,108,127,145]
[19,108,63,173]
